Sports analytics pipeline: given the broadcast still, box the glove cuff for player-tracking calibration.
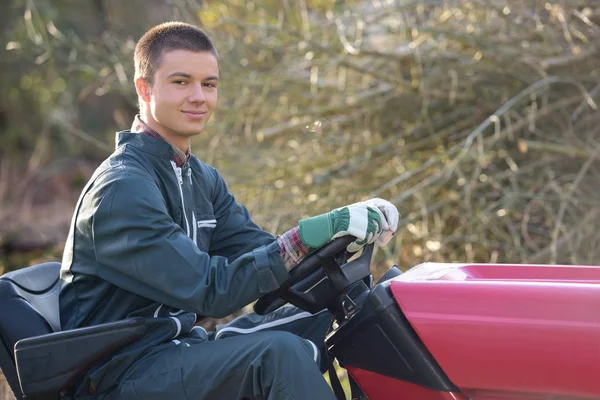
[277,226,312,270]
[299,212,334,248]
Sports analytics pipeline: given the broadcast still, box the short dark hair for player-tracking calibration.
[134,22,218,85]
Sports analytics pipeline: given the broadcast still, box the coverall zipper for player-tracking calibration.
[188,169,198,244]
[171,161,191,238]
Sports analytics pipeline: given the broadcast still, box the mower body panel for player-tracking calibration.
[389,263,600,399]
[347,366,468,399]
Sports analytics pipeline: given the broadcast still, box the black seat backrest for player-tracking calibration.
[0,262,61,398]
[1,262,62,332]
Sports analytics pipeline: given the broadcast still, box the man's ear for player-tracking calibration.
[135,77,152,103]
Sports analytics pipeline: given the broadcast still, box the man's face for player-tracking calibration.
[136,49,219,150]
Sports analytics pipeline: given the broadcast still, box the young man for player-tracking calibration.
[59,22,399,399]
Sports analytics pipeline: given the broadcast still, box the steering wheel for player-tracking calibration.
[254,236,374,316]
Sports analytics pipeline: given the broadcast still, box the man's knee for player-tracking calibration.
[256,331,318,365]
[240,332,333,399]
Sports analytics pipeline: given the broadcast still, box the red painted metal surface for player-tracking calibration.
[347,367,468,400]
[467,389,595,400]
[390,263,600,399]
[347,367,594,400]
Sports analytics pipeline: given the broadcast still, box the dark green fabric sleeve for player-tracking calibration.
[207,168,290,288]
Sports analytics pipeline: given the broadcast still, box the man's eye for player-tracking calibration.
[204,82,217,88]
[173,80,186,85]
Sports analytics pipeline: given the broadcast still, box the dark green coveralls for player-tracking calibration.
[59,132,336,399]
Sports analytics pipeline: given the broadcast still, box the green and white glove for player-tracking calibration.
[352,198,400,247]
[299,203,385,253]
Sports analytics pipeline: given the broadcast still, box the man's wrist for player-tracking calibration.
[277,226,313,271]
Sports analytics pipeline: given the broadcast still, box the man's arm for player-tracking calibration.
[205,167,400,272]
[90,174,289,318]
[208,170,278,261]
[206,172,315,271]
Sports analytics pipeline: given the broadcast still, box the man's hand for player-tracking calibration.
[351,198,399,248]
[299,198,399,252]
[277,198,399,271]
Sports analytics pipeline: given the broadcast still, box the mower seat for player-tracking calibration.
[0,262,146,400]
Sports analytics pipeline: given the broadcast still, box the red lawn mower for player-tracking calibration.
[0,236,598,399]
[255,237,599,400]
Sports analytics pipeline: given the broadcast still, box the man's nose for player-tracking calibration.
[188,84,206,103]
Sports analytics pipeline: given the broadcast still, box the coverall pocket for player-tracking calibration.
[194,209,216,251]
[117,344,189,400]
[118,380,142,400]
[118,369,188,400]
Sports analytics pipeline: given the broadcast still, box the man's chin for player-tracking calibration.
[178,125,205,137]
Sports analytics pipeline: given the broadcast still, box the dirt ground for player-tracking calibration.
[0,373,14,400]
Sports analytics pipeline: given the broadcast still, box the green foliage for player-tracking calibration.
[1,0,600,275]
[1,0,599,396]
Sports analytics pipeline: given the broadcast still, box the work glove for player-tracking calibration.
[352,198,399,248]
[299,198,399,253]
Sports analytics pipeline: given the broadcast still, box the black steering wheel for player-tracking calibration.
[254,236,374,316]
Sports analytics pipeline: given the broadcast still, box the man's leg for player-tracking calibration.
[111,330,336,400]
[213,306,333,371]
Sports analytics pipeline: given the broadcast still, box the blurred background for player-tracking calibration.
[0,0,599,395]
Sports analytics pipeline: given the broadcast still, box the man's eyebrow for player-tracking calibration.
[167,72,192,79]
[167,72,219,80]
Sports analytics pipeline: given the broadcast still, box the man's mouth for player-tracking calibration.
[182,110,206,119]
